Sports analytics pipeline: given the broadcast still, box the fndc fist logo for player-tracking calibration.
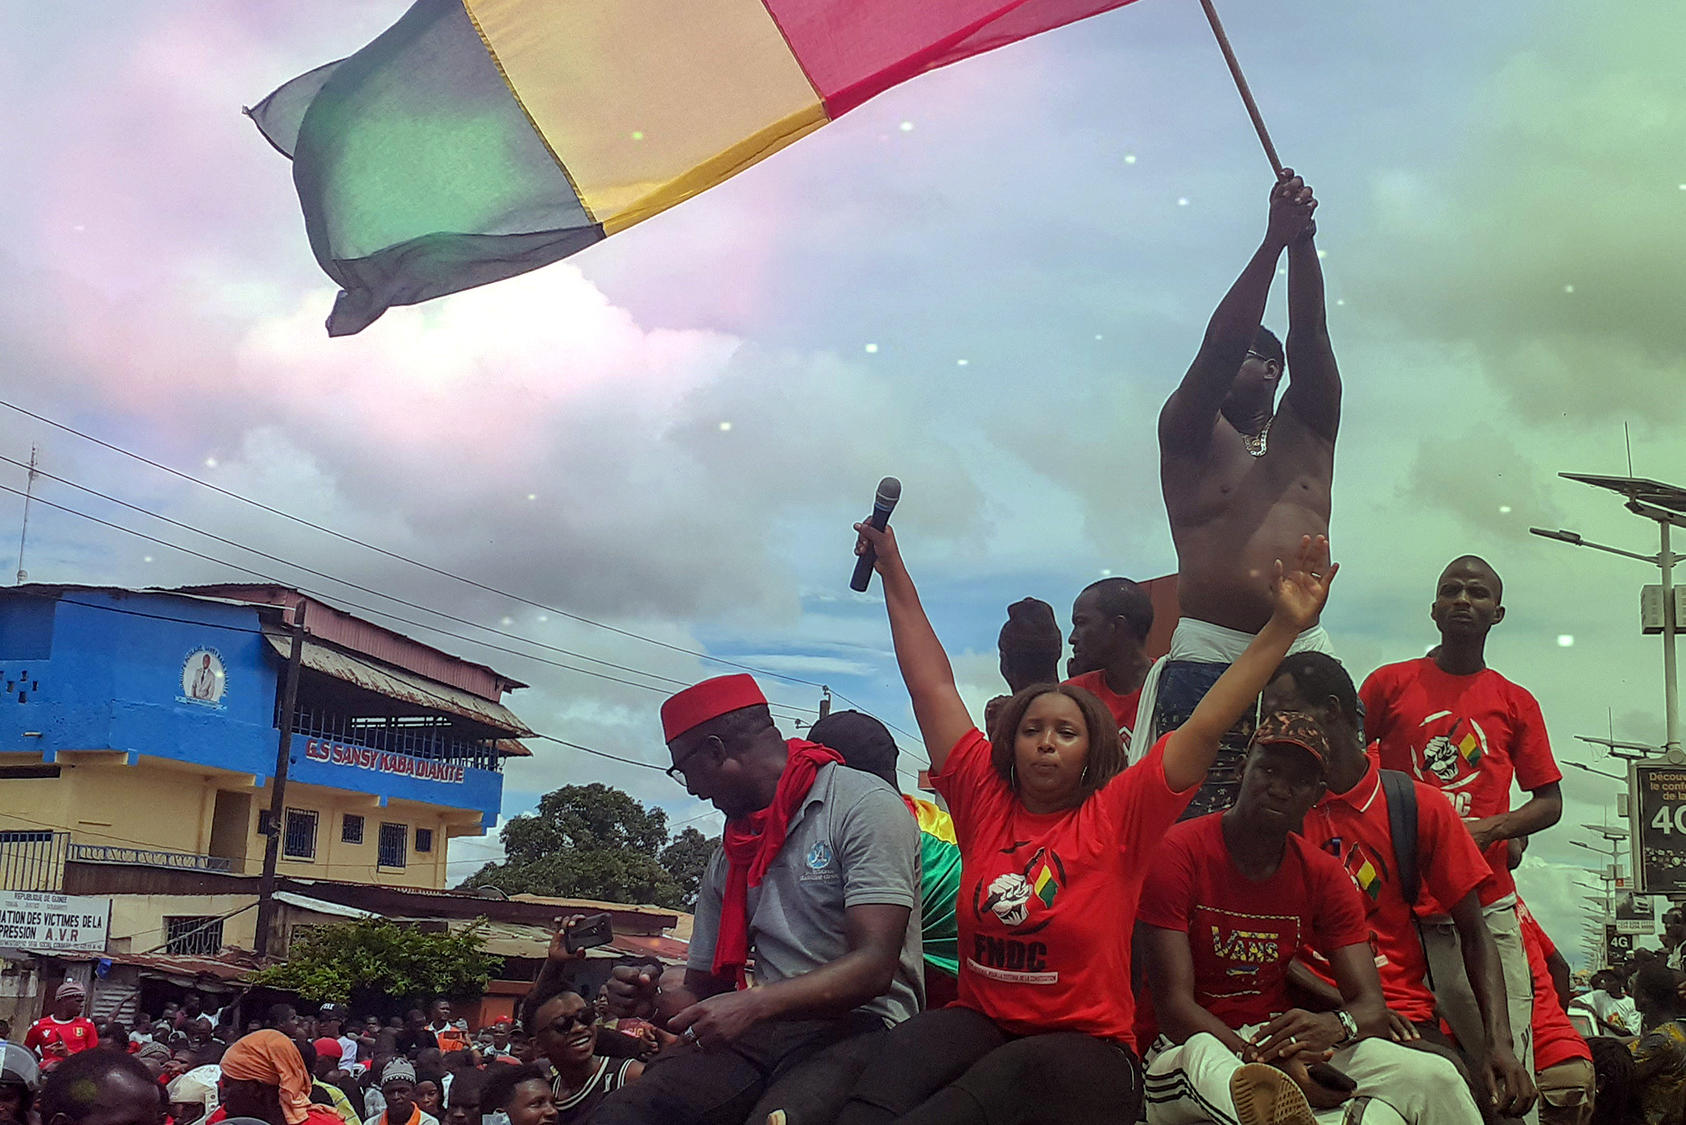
[983,873,1034,927]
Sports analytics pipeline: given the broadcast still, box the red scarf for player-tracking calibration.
[712,739,842,987]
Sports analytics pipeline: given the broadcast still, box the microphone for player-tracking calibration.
[850,477,902,592]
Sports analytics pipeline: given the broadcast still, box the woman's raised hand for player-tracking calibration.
[1270,534,1337,633]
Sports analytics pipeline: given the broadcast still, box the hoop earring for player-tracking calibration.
[1081,764,1090,784]
[1010,764,1017,789]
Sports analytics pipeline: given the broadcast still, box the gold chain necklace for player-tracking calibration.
[1241,418,1272,458]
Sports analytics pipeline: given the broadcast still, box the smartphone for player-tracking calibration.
[1306,1061,1357,1094]
[564,912,614,953]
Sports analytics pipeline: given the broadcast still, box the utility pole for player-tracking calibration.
[1532,473,1685,761]
[15,445,38,584]
[818,686,832,719]
[254,600,307,958]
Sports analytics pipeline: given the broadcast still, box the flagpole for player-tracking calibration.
[1196,0,1284,177]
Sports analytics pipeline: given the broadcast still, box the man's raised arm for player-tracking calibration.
[1279,204,1341,441]
[1158,172,1315,452]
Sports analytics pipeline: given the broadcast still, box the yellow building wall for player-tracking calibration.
[0,756,219,855]
[105,893,258,954]
[0,759,479,892]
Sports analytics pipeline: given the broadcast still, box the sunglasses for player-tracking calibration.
[543,1009,592,1035]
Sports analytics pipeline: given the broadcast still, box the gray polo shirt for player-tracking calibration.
[688,759,924,1026]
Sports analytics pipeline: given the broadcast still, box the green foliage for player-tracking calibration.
[659,827,720,911]
[252,918,498,1006]
[459,783,719,912]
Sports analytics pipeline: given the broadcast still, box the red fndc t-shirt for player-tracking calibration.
[1360,659,1560,906]
[1062,671,1142,749]
[1137,812,1371,1038]
[25,1016,99,1060]
[1298,757,1493,1022]
[931,728,1193,1046]
[1517,901,1590,1069]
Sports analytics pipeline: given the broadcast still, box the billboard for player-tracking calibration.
[1606,925,1636,959]
[1613,890,1656,935]
[0,890,110,952]
[1633,763,1686,895]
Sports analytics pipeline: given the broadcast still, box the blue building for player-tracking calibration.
[0,583,535,945]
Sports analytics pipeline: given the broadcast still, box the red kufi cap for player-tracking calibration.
[661,674,767,742]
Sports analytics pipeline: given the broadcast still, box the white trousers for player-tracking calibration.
[1144,1031,1484,1125]
[1420,900,1537,1125]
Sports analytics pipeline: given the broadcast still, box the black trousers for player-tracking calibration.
[832,1006,1143,1125]
[587,1013,882,1125]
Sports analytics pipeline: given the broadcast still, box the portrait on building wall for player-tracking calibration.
[180,648,227,706]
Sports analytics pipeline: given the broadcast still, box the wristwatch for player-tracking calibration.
[1333,1008,1359,1045]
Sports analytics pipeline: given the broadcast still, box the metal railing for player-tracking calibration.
[0,829,67,891]
[67,844,234,874]
[286,704,506,772]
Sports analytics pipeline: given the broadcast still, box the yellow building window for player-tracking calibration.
[377,822,407,868]
[283,809,319,860]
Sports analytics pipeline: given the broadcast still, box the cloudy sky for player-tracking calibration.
[4,0,1683,966]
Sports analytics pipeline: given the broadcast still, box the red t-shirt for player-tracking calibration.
[1062,671,1142,748]
[25,1015,99,1059]
[931,727,1193,1045]
[1137,812,1371,1038]
[1298,757,1493,1022]
[1517,901,1590,1070]
[1360,658,1560,906]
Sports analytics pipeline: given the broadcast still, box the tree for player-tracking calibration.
[659,827,721,911]
[252,918,498,1006]
[460,783,683,907]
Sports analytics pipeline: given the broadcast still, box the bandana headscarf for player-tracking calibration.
[713,739,842,988]
[220,1031,312,1125]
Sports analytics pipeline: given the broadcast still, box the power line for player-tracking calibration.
[0,452,712,693]
[0,478,818,720]
[0,398,869,695]
[0,399,924,755]
[3,585,682,781]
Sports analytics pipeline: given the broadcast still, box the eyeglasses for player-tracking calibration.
[665,736,719,784]
[1246,350,1272,362]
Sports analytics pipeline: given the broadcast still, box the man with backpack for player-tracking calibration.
[1264,652,1536,1121]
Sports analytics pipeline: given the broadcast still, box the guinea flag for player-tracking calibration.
[250,0,1144,335]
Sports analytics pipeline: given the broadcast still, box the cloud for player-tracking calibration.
[1358,4,1686,427]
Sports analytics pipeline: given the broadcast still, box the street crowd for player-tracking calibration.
[4,173,1685,1125]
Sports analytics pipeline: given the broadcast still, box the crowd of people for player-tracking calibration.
[1,171,1682,1125]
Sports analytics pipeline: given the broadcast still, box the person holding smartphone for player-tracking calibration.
[519,987,640,1125]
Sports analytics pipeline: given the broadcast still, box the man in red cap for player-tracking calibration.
[25,982,98,1066]
[598,674,922,1125]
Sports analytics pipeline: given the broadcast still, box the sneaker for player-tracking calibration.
[1230,1062,1316,1125]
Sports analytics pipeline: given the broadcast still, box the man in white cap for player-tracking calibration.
[24,983,98,1065]
[596,673,923,1125]
[364,1059,437,1125]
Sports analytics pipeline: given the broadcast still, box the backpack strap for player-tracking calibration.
[1380,769,1420,908]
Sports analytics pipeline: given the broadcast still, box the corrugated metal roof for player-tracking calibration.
[39,948,259,987]
[185,585,528,696]
[266,633,536,738]
[444,920,687,965]
[274,891,377,919]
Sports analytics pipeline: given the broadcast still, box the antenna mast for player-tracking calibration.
[15,445,38,584]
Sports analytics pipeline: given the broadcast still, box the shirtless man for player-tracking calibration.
[1142,170,1340,815]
